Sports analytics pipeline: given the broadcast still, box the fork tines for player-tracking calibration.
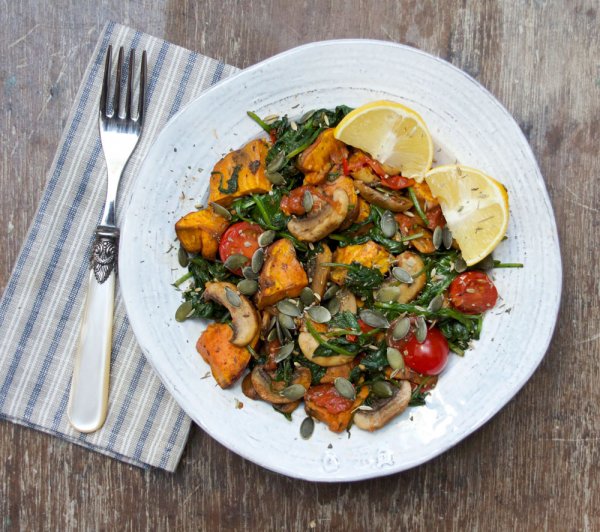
[100,45,146,123]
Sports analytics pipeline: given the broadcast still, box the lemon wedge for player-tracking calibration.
[424,165,509,266]
[334,100,433,178]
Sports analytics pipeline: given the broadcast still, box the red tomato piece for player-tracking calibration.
[280,186,328,216]
[425,204,446,230]
[218,221,262,274]
[449,271,498,314]
[380,175,415,190]
[305,384,354,414]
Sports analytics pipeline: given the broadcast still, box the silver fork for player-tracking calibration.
[68,46,147,433]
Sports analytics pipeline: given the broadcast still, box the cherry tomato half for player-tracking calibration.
[388,319,449,376]
[380,175,415,190]
[218,221,262,275]
[449,271,498,314]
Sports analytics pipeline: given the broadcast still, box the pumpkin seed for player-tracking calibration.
[478,254,494,271]
[242,266,259,280]
[281,324,293,341]
[251,247,265,273]
[175,300,194,322]
[278,313,297,330]
[415,316,427,343]
[298,109,316,124]
[454,256,467,273]
[267,327,278,341]
[302,190,314,213]
[300,286,316,306]
[300,416,315,440]
[392,267,413,284]
[280,384,306,401]
[376,285,401,302]
[237,279,258,296]
[322,284,339,301]
[442,226,453,249]
[275,320,284,343]
[266,170,285,185]
[334,377,356,400]
[266,151,285,173]
[359,309,390,329]
[386,347,404,371]
[178,245,189,267]
[392,317,411,340]
[372,380,394,398]
[225,286,241,307]
[433,226,443,249]
[258,230,276,247]
[275,341,295,363]
[428,293,444,312]
[224,253,248,272]
[307,305,331,324]
[379,210,398,238]
[209,201,232,220]
[327,297,341,316]
[277,299,302,317]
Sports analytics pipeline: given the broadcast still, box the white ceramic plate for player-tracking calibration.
[120,40,561,481]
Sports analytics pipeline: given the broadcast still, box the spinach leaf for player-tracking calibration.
[295,355,327,385]
[359,342,389,373]
[215,165,241,194]
[329,311,360,332]
[325,262,384,303]
[414,250,460,306]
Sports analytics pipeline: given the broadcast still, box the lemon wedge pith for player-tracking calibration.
[425,165,509,266]
[334,100,433,179]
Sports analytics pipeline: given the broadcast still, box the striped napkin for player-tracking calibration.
[0,22,238,471]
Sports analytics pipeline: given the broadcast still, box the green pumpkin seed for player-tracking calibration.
[266,170,285,185]
[359,309,390,329]
[442,226,453,249]
[428,293,444,312]
[454,256,467,273]
[392,267,413,284]
[275,342,295,363]
[266,151,286,173]
[433,226,443,249]
[237,279,258,296]
[277,299,302,317]
[178,245,189,268]
[242,266,259,280]
[280,384,306,401]
[307,305,331,324]
[379,210,398,238]
[278,313,297,330]
[392,317,411,340]
[327,297,341,316]
[209,201,232,220]
[281,324,293,341]
[372,380,394,398]
[175,300,194,322]
[258,230,276,247]
[251,248,265,273]
[300,287,316,306]
[302,190,314,213]
[267,327,278,341]
[298,109,316,124]
[376,285,401,302]
[334,377,356,400]
[275,321,284,343]
[478,254,494,271]
[225,286,241,307]
[322,284,339,301]
[300,416,315,440]
[415,316,427,343]
[224,253,248,272]
[386,347,404,371]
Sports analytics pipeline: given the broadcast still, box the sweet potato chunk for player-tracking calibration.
[355,197,371,223]
[304,384,369,433]
[297,129,349,185]
[395,213,436,254]
[196,323,255,388]
[255,238,309,309]
[175,207,230,259]
[330,241,391,285]
[208,139,272,206]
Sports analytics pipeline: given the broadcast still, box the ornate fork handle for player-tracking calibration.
[92,226,119,283]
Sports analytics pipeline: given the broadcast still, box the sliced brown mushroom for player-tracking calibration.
[287,189,349,242]
[274,400,301,414]
[241,372,259,400]
[203,281,259,346]
[353,380,411,431]
[354,181,413,212]
[298,331,356,367]
[377,251,427,304]
[250,366,311,404]
[336,288,357,313]
[310,244,332,298]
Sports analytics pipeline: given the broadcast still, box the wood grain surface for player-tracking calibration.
[1,1,598,530]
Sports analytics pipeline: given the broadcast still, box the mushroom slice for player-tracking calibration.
[353,380,412,431]
[287,189,349,242]
[250,366,311,404]
[298,331,356,367]
[241,372,259,400]
[203,281,259,346]
[354,181,412,212]
[336,288,357,313]
[394,251,426,303]
[310,244,332,298]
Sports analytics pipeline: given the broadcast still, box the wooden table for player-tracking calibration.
[2,1,598,529]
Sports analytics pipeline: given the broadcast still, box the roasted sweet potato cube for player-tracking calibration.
[297,129,349,185]
[304,384,369,433]
[355,197,371,222]
[196,323,255,388]
[330,241,391,284]
[175,207,230,259]
[208,139,272,206]
[255,238,308,309]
